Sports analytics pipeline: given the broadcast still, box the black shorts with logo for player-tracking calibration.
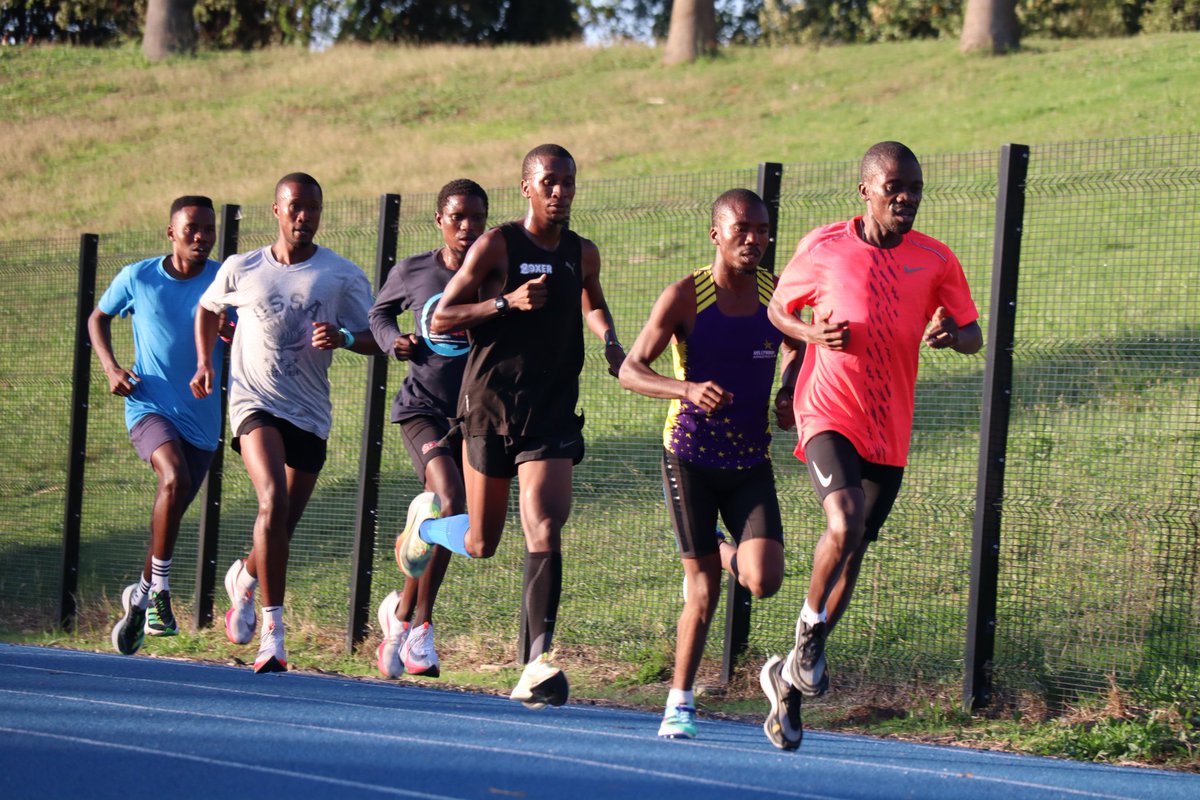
[464,428,585,480]
[803,431,904,542]
[399,414,461,485]
[661,448,784,559]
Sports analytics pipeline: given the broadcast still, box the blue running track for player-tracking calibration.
[1,644,1196,799]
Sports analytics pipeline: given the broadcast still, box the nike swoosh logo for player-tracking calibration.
[558,439,574,449]
[813,462,833,488]
[902,266,925,273]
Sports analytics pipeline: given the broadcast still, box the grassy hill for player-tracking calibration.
[1,33,1198,241]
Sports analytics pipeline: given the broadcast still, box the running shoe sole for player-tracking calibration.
[395,492,439,579]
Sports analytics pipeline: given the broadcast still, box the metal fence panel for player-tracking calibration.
[2,138,1198,703]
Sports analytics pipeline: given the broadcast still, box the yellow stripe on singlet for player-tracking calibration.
[756,269,775,306]
[694,266,717,314]
[663,266,712,450]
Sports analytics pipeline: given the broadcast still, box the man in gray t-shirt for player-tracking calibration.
[192,172,379,674]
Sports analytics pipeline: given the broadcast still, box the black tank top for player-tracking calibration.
[457,221,584,436]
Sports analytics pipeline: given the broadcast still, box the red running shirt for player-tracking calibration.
[773,218,978,467]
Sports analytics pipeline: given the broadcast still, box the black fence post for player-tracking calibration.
[964,144,1029,710]
[60,233,99,631]
[758,162,783,272]
[193,204,240,630]
[347,193,401,652]
[718,163,784,682]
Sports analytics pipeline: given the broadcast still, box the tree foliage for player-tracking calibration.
[0,0,1196,49]
[337,0,580,44]
[1141,0,1200,31]
[1,0,142,44]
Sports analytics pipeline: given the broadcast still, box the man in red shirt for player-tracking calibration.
[766,142,983,719]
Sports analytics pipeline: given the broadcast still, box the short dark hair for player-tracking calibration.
[860,141,919,182]
[522,144,574,180]
[437,179,489,215]
[711,188,766,227]
[169,195,214,220]
[275,172,322,199]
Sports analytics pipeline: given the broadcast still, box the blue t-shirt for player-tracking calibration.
[98,256,227,450]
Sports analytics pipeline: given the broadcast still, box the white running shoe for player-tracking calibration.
[253,618,287,674]
[401,621,440,678]
[375,590,409,679]
[510,652,569,710]
[396,492,440,579]
[224,558,257,645]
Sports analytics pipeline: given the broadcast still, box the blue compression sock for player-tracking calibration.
[419,514,472,557]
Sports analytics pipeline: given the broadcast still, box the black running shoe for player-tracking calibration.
[789,618,829,697]
[111,584,146,655]
[760,655,803,750]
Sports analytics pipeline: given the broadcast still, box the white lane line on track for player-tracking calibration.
[0,724,465,799]
[0,688,837,800]
[0,656,1158,800]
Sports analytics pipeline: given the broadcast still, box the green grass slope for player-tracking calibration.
[1,33,1198,240]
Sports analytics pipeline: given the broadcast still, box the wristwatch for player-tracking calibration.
[494,296,510,317]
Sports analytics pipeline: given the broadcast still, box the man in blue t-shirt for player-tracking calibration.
[89,195,230,656]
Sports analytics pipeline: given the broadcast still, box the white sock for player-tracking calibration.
[666,688,694,712]
[801,601,826,626]
[261,605,283,637]
[151,556,171,593]
[131,576,151,609]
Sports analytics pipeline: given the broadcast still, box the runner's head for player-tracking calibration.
[436,179,489,263]
[521,144,575,227]
[167,195,216,270]
[273,172,323,248]
[710,188,769,275]
[859,142,922,239]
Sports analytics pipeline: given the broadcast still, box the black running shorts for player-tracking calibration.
[233,410,327,475]
[399,414,460,485]
[803,431,904,542]
[464,429,585,479]
[661,448,784,559]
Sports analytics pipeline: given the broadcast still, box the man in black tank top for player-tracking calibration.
[428,144,625,710]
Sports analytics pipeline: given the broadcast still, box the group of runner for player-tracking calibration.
[93,141,981,748]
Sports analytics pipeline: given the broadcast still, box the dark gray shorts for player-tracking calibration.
[129,413,216,505]
[399,414,460,485]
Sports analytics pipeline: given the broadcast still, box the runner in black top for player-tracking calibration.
[367,179,489,680]
[424,144,625,710]
[455,220,584,438]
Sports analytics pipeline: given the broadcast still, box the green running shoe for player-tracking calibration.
[145,589,179,636]
[657,704,698,739]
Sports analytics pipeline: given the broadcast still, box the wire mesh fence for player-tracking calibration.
[1,136,1197,704]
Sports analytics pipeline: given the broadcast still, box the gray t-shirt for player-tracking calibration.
[199,245,373,439]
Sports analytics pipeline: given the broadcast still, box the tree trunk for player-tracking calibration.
[960,0,1020,54]
[662,0,717,65]
[143,0,198,62]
